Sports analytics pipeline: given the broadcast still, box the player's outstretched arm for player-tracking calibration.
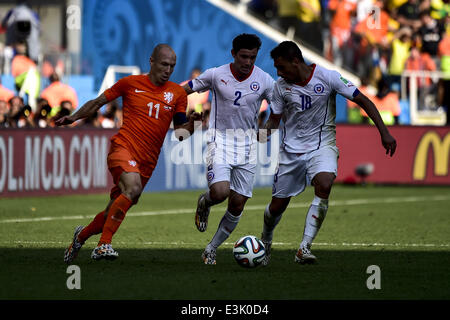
[182,83,195,95]
[173,112,202,141]
[55,93,108,126]
[257,113,282,143]
[353,92,397,157]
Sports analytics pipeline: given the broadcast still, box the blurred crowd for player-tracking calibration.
[0,0,123,129]
[2,0,449,129]
[243,0,450,124]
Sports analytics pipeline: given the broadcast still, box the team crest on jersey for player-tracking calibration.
[164,92,174,103]
[207,171,215,182]
[250,82,260,92]
[314,83,325,94]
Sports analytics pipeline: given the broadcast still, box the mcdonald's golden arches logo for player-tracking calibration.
[413,131,450,180]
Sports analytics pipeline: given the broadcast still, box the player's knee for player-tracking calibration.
[316,181,333,197]
[123,184,142,202]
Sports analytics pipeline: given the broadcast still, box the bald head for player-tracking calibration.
[149,44,177,86]
[151,44,175,61]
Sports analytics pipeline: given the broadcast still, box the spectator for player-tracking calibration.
[10,42,40,111]
[437,29,450,125]
[1,0,41,63]
[275,0,301,34]
[362,77,401,125]
[40,72,78,118]
[327,0,357,67]
[0,99,9,127]
[418,10,445,61]
[297,0,323,52]
[7,95,23,127]
[396,0,422,31]
[180,68,210,116]
[405,45,438,110]
[353,0,392,78]
[388,27,412,87]
[7,95,33,128]
[247,0,278,20]
[428,0,450,20]
[0,79,15,102]
[99,100,121,128]
[33,98,52,128]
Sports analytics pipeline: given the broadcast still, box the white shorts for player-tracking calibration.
[272,145,339,198]
[205,142,256,198]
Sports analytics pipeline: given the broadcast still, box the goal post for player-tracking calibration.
[98,65,141,95]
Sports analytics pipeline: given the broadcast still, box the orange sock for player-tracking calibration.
[98,194,133,245]
[77,210,106,244]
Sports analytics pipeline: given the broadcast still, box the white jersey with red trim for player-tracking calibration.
[271,64,359,153]
[189,63,274,146]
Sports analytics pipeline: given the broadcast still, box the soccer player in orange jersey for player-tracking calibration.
[57,44,201,262]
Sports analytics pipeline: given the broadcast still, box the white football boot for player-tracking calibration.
[295,243,317,264]
[201,248,216,265]
[64,226,84,264]
[260,235,272,266]
[91,244,119,260]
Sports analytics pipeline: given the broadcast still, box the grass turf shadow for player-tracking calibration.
[0,247,449,300]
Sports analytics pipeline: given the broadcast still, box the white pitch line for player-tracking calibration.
[3,240,449,248]
[1,194,450,224]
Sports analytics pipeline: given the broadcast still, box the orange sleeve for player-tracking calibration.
[104,77,128,102]
[174,86,188,114]
[328,0,338,10]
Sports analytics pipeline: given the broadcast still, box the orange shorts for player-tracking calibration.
[107,142,151,202]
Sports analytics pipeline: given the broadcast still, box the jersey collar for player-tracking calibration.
[295,64,316,87]
[229,63,254,82]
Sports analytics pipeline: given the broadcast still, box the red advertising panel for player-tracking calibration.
[336,125,450,185]
[1,125,449,198]
[0,128,115,198]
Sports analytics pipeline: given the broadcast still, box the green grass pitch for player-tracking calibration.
[0,185,449,300]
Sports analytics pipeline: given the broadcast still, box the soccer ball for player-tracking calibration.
[233,235,266,268]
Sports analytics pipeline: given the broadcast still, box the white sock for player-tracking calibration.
[208,210,241,250]
[302,195,328,247]
[261,204,282,242]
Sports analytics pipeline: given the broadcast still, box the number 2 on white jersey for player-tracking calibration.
[148,102,160,119]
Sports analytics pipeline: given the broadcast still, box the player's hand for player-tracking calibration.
[381,133,397,157]
[54,115,75,126]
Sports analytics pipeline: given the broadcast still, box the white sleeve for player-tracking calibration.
[270,82,284,115]
[329,71,359,100]
[263,74,275,104]
[189,68,215,93]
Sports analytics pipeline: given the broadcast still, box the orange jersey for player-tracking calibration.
[104,74,187,177]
